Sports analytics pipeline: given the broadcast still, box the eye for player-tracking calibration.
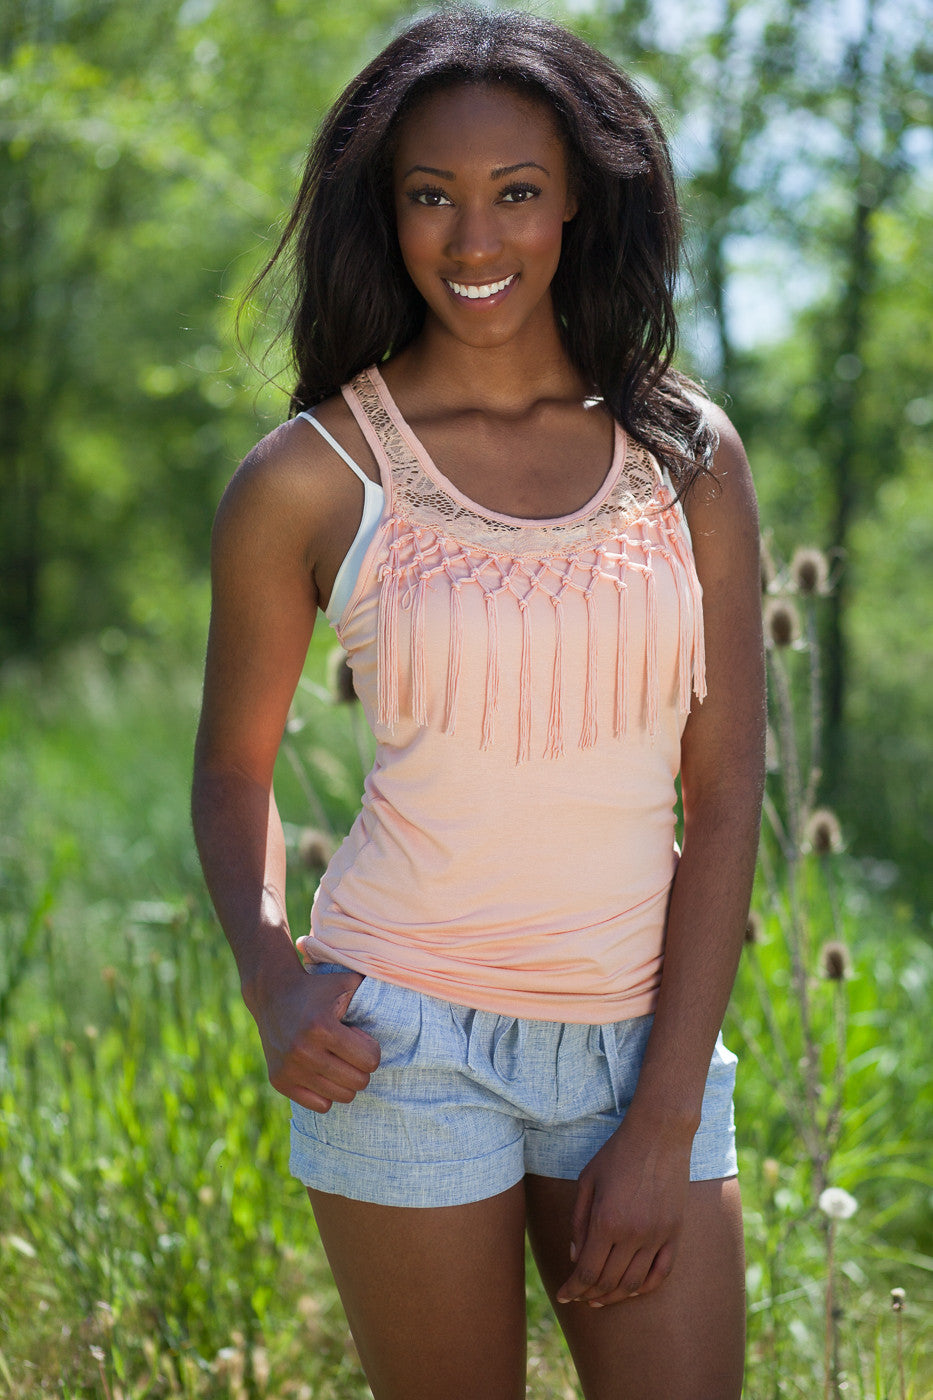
[407,186,453,207]
[499,183,542,204]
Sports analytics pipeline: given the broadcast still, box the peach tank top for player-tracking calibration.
[302,367,706,1024]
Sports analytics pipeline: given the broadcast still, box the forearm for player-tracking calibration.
[191,766,301,1011]
[628,791,762,1139]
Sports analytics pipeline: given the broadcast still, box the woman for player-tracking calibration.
[192,8,765,1398]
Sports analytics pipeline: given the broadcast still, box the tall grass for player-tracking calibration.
[0,617,930,1397]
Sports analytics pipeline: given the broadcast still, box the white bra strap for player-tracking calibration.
[297,410,374,491]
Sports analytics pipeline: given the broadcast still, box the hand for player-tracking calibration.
[556,1114,693,1308]
[247,960,381,1114]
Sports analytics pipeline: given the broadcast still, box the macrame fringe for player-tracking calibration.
[410,573,428,727]
[376,561,400,729]
[614,581,628,738]
[545,597,565,760]
[481,590,500,751]
[444,583,463,735]
[517,600,533,764]
[580,587,599,749]
[645,566,659,737]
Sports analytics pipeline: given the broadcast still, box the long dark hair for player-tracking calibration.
[245,6,716,489]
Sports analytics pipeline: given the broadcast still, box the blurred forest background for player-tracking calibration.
[3,0,931,913]
[2,0,932,1395]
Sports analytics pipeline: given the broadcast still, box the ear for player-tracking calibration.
[563,191,579,222]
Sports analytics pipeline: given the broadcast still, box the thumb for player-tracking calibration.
[331,970,366,1021]
[570,1173,595,1262]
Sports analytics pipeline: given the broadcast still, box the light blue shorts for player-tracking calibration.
[289,965,738,1208]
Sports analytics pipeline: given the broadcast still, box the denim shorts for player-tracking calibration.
[289,965,738,1208]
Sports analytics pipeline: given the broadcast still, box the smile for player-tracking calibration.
[443,274,517,301]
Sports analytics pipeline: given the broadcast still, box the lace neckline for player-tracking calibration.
[368,365,628,529]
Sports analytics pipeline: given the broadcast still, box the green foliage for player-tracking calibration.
[1,637,932,1397]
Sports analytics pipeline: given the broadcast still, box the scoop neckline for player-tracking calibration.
[368,365,628,528]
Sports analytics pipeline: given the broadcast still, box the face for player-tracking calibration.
[392,83,577,350]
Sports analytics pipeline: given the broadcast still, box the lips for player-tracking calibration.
[443,273,517,302]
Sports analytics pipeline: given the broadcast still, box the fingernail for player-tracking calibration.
[589,1301,604,1309]
[569,1242,577,1262]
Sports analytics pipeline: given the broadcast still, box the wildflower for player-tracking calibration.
[790,546,830,596]
[818,1187,858,1220]
[821,941,852,982]
[764,598,801,648]
[890,1287,906,1311]
[805,808,844,856]
[327,646,358,704]
[298,828,337,871]
[94,1301,115,1330]
[765,725,779,772]
[744,911,764,945]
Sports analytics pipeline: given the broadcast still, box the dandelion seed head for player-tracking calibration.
[819,1186,858,1220]
[764,598,801,648]
[298,828,337,871]
[890,1287,906,1311]
[791,546,830,596]
[744,911,764,945]
[805,808,844,856]
[94,1301,115,1331]
[327,646,358,704]
[821,941,852,981]
[760,540,777,594]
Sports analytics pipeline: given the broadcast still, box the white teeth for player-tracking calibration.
[445,274,515,300]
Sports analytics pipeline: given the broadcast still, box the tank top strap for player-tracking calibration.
[341,369,416,505]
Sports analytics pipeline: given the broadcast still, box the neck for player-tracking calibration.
[392,304,588,416]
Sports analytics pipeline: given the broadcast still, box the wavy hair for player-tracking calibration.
[245,6,716,489]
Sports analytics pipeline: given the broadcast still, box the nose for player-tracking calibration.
[446,203,503,265]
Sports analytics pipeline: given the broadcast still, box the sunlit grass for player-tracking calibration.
[1,631,931,1398]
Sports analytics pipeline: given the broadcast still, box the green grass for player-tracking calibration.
[0,634,931,1398]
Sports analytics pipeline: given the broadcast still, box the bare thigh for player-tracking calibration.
[525,1175,746,1400]
[308,1181,527,1400]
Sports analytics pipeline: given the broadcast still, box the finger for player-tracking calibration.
[636,1240,676,1297]
[333,1022,382,1073]
[569,1174,594,1265]
[612,1245,658,1299]
[286,1086,334,1114]
[556,1231,612,1304]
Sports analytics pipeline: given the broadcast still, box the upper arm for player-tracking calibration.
[194,427,325,789]
[680,405,766,818]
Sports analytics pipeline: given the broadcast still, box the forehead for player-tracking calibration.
[393,82,567,172]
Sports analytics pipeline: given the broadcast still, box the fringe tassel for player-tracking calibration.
[614,580,628,738]
[645,566,659,737]
[545,597,565,759]
[376,561,400,730]
[410,573,428,727]
[517,601,533,763]
[688,554,707,704]
[580,588,599,749]
[670,523,707,705]
[481,589,499,751]
[443,583,463,735]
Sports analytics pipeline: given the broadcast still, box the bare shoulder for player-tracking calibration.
[683,400,758,554]
[212,393,378,577]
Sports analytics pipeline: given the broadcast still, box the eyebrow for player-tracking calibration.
[402,160,551,180]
